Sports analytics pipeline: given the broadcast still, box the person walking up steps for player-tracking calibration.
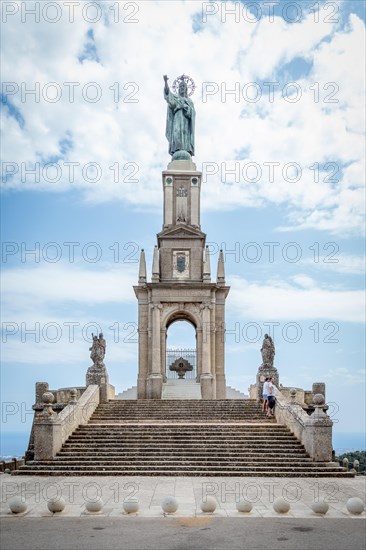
[267,378,277,417]
[262,377,270,413]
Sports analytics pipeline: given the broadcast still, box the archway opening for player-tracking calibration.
[166,320,196,380]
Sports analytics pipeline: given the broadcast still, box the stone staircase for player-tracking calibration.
[14,400,353,477]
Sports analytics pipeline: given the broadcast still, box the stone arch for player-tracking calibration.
[161,305,202,382]
[162,305,201,332]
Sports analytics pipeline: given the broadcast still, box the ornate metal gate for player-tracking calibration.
[166,348,196,379]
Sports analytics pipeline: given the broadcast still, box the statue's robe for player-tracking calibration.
[164,89,195,156]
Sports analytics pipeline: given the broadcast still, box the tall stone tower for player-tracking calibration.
[134,74,230,399]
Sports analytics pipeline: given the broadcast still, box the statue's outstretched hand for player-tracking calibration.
[163,75,168,83]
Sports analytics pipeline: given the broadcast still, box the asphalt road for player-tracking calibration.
[1,517,365,550]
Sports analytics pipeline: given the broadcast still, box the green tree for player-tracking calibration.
[336,451,366,473]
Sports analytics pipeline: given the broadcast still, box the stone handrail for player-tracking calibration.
[275,389,308,429]
[57,384,100,446]
[274,388,333,462]
[33,385,100,461]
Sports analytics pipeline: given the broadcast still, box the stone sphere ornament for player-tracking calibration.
[346,497,365,515]
[42,391,55,404]
[313,393,325,406]
[85,498,103,513]
[273,497,290,514]
[123,499,139,514]
[161,496,178,514]
[200,497,217,513]
[47,497,66,513]
[8,497,28,514]
[236,500,253,513]
[311,500,329,515]
[290,388,297,401]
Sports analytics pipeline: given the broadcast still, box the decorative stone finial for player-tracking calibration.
[217,249,225,284]
[69,388,77,404]
[313,393,325,406]
[138,249,147,285]
[203,246,211,281]
[289,388,297,402]
[152,245,159,281]
[308,392,332,429]
[42,391,56,420]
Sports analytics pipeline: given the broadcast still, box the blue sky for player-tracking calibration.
[1,1,365,443]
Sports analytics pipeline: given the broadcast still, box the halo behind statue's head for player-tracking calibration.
[172,74,196,97]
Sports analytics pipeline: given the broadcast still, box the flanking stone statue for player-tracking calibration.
[89,332,106,368]
[254,334,279,400]
[86,332,109,387]
[164,74,195,160]
[261,333,275,367]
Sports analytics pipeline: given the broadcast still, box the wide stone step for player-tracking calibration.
[12,469,354,477]
[89,417,269,421]
[16,463,347,473]
[71,426,291,433]
[66,431,298,441]
[49,456,315,463]
[64,439,301,446]
[68,436,290,441]
[67,440,296,445]
[56,452,309,458]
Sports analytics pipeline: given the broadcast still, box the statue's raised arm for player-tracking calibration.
[163,74,196,160]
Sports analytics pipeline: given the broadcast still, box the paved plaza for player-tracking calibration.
[1,475,365,550]
[1,474,364,518]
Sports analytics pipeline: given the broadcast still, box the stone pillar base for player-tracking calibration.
[34,421,62,461]
[201,374,214,400]
[256,365,279,401]
[86,365,109,386]
[137,377,147,399]
[100,383,115,403]
[147,374,163,399]
[215,374,226,399]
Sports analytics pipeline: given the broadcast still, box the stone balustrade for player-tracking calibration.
[33,385,100,461]
[274,388,333,462]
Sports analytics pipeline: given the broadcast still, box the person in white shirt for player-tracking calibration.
[262,378,270,413]
[267,378,277,416]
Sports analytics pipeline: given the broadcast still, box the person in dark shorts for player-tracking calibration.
[267,378,276,417]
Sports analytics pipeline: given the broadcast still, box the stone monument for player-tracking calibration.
[86,332,109,386]
[255,334,279,399]
[164,74,195,159]
[134,74,230,399]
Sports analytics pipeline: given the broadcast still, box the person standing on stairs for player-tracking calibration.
[267,378,277,417]
[262,377,270,413]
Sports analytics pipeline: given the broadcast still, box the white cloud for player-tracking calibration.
[1,262,138,365]
[301,253,366,274]
[1,2,365,234]
[290,274,317,289]
[1,262,137,308]
[228,275,365,322]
